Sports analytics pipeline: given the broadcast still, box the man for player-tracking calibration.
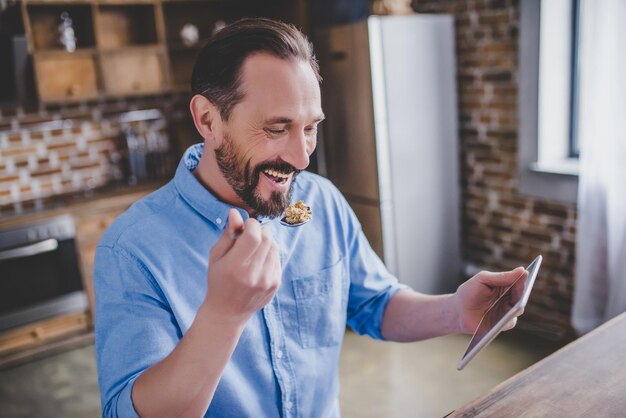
[94,18,525,418]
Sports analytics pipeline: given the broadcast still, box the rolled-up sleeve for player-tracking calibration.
[94,244,181,418]
[333,191,408,340]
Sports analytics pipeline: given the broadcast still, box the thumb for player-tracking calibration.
[225,208,244,238]
[209,209,244,261]
[479,267,526,288]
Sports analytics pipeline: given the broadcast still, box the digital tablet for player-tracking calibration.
[457,255,542,370]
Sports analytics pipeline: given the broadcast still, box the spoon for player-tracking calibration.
[230,208,311,239]
[279,203,312,227]
[279,217,311,227]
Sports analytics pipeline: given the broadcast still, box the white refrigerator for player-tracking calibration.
[315,15,461,294]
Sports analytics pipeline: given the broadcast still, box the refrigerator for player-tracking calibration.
[315,15,461,294]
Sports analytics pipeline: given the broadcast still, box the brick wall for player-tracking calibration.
[412,0,577,339]
[0,96,188,216]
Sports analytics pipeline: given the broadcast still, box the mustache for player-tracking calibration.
[257,161,300,175]
[247,160,301,184]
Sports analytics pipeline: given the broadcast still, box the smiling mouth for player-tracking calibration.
[262,168,291,184]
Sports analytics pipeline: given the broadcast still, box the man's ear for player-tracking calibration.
[189,94,221,146]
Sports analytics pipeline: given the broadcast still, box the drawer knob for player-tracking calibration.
[31,327,45,340]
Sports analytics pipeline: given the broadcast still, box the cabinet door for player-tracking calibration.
[33,53,99,102]
[100,49,167,95]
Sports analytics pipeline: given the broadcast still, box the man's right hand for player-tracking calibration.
[133,207,280,418]
[203,208,282,323]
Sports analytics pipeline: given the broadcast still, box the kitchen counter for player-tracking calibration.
[0,181,165,230]
[451,311,626,417]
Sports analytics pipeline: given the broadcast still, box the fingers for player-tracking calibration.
[504,316,518,331]
[210,209,244,261]
[253,233,282,291]
[230,218,264,262]
[227,208,245,239]
[265,237,282,280]
[242,227,281,293]
[247,227,274,269]
[479,267,527,288]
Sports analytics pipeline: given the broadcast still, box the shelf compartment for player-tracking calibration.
[168,48,200,91]
[162,1,255,46]
[25,4,95,51]
[33,51,99,102]
[96,4,159,49]
[100,48,168,96]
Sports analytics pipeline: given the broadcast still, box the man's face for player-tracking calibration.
[214,129,297,218]
[213,54,324,218]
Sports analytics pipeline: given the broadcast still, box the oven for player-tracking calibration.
[0,215,88,332]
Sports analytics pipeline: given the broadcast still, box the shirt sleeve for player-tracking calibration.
[335,192,409,340]
[94,244,181,418]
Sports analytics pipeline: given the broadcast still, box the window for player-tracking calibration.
[518,0,579,204]
[568,0,581,159]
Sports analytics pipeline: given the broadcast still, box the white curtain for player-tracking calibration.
[572,0,626,334]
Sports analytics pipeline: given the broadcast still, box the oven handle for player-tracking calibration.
[0,238,59,261]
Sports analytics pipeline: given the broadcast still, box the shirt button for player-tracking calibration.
[285,401,293,410]
[276,350,283,359]
[215,217,222,225]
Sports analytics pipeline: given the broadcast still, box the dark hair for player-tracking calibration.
[191,18,321,121]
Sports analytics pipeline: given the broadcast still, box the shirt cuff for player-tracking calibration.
[107,376,140,418]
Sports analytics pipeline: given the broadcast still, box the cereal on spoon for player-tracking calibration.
[283,200,312,225]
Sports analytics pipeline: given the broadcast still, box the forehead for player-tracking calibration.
[235,53,322,121]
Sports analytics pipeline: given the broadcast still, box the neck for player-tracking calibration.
[193,149,253,215]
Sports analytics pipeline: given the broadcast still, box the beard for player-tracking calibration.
[214,132,301,218]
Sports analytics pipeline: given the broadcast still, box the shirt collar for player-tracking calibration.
[173,143,250,230]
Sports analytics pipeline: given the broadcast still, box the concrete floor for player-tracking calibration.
[0,330,561,417]
[339,330,561,417]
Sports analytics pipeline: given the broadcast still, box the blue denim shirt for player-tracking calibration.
[94,144,406,417]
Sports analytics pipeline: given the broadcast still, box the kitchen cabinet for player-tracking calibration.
[19,0,305,103]
[0,312,91,366]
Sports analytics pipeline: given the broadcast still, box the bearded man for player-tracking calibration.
[94,18,525,418]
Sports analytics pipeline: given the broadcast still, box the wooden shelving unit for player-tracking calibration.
[19,0,302,102]
[21,0,172,103]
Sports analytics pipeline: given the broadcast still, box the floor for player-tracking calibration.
[339,330,561,417]
[0,330,561,417]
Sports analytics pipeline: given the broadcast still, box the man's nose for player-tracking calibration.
[282,131,311,170]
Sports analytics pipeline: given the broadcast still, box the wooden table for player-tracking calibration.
[451,311,626,417]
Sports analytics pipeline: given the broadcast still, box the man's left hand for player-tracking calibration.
[453,267,528,334]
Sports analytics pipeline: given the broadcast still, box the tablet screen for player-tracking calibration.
[457,255,542,370]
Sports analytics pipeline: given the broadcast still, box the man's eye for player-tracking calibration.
[266,128,286,135]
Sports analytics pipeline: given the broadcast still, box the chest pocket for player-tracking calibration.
[291,258,347,349]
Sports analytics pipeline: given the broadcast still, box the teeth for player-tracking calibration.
[264,169,289,179]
